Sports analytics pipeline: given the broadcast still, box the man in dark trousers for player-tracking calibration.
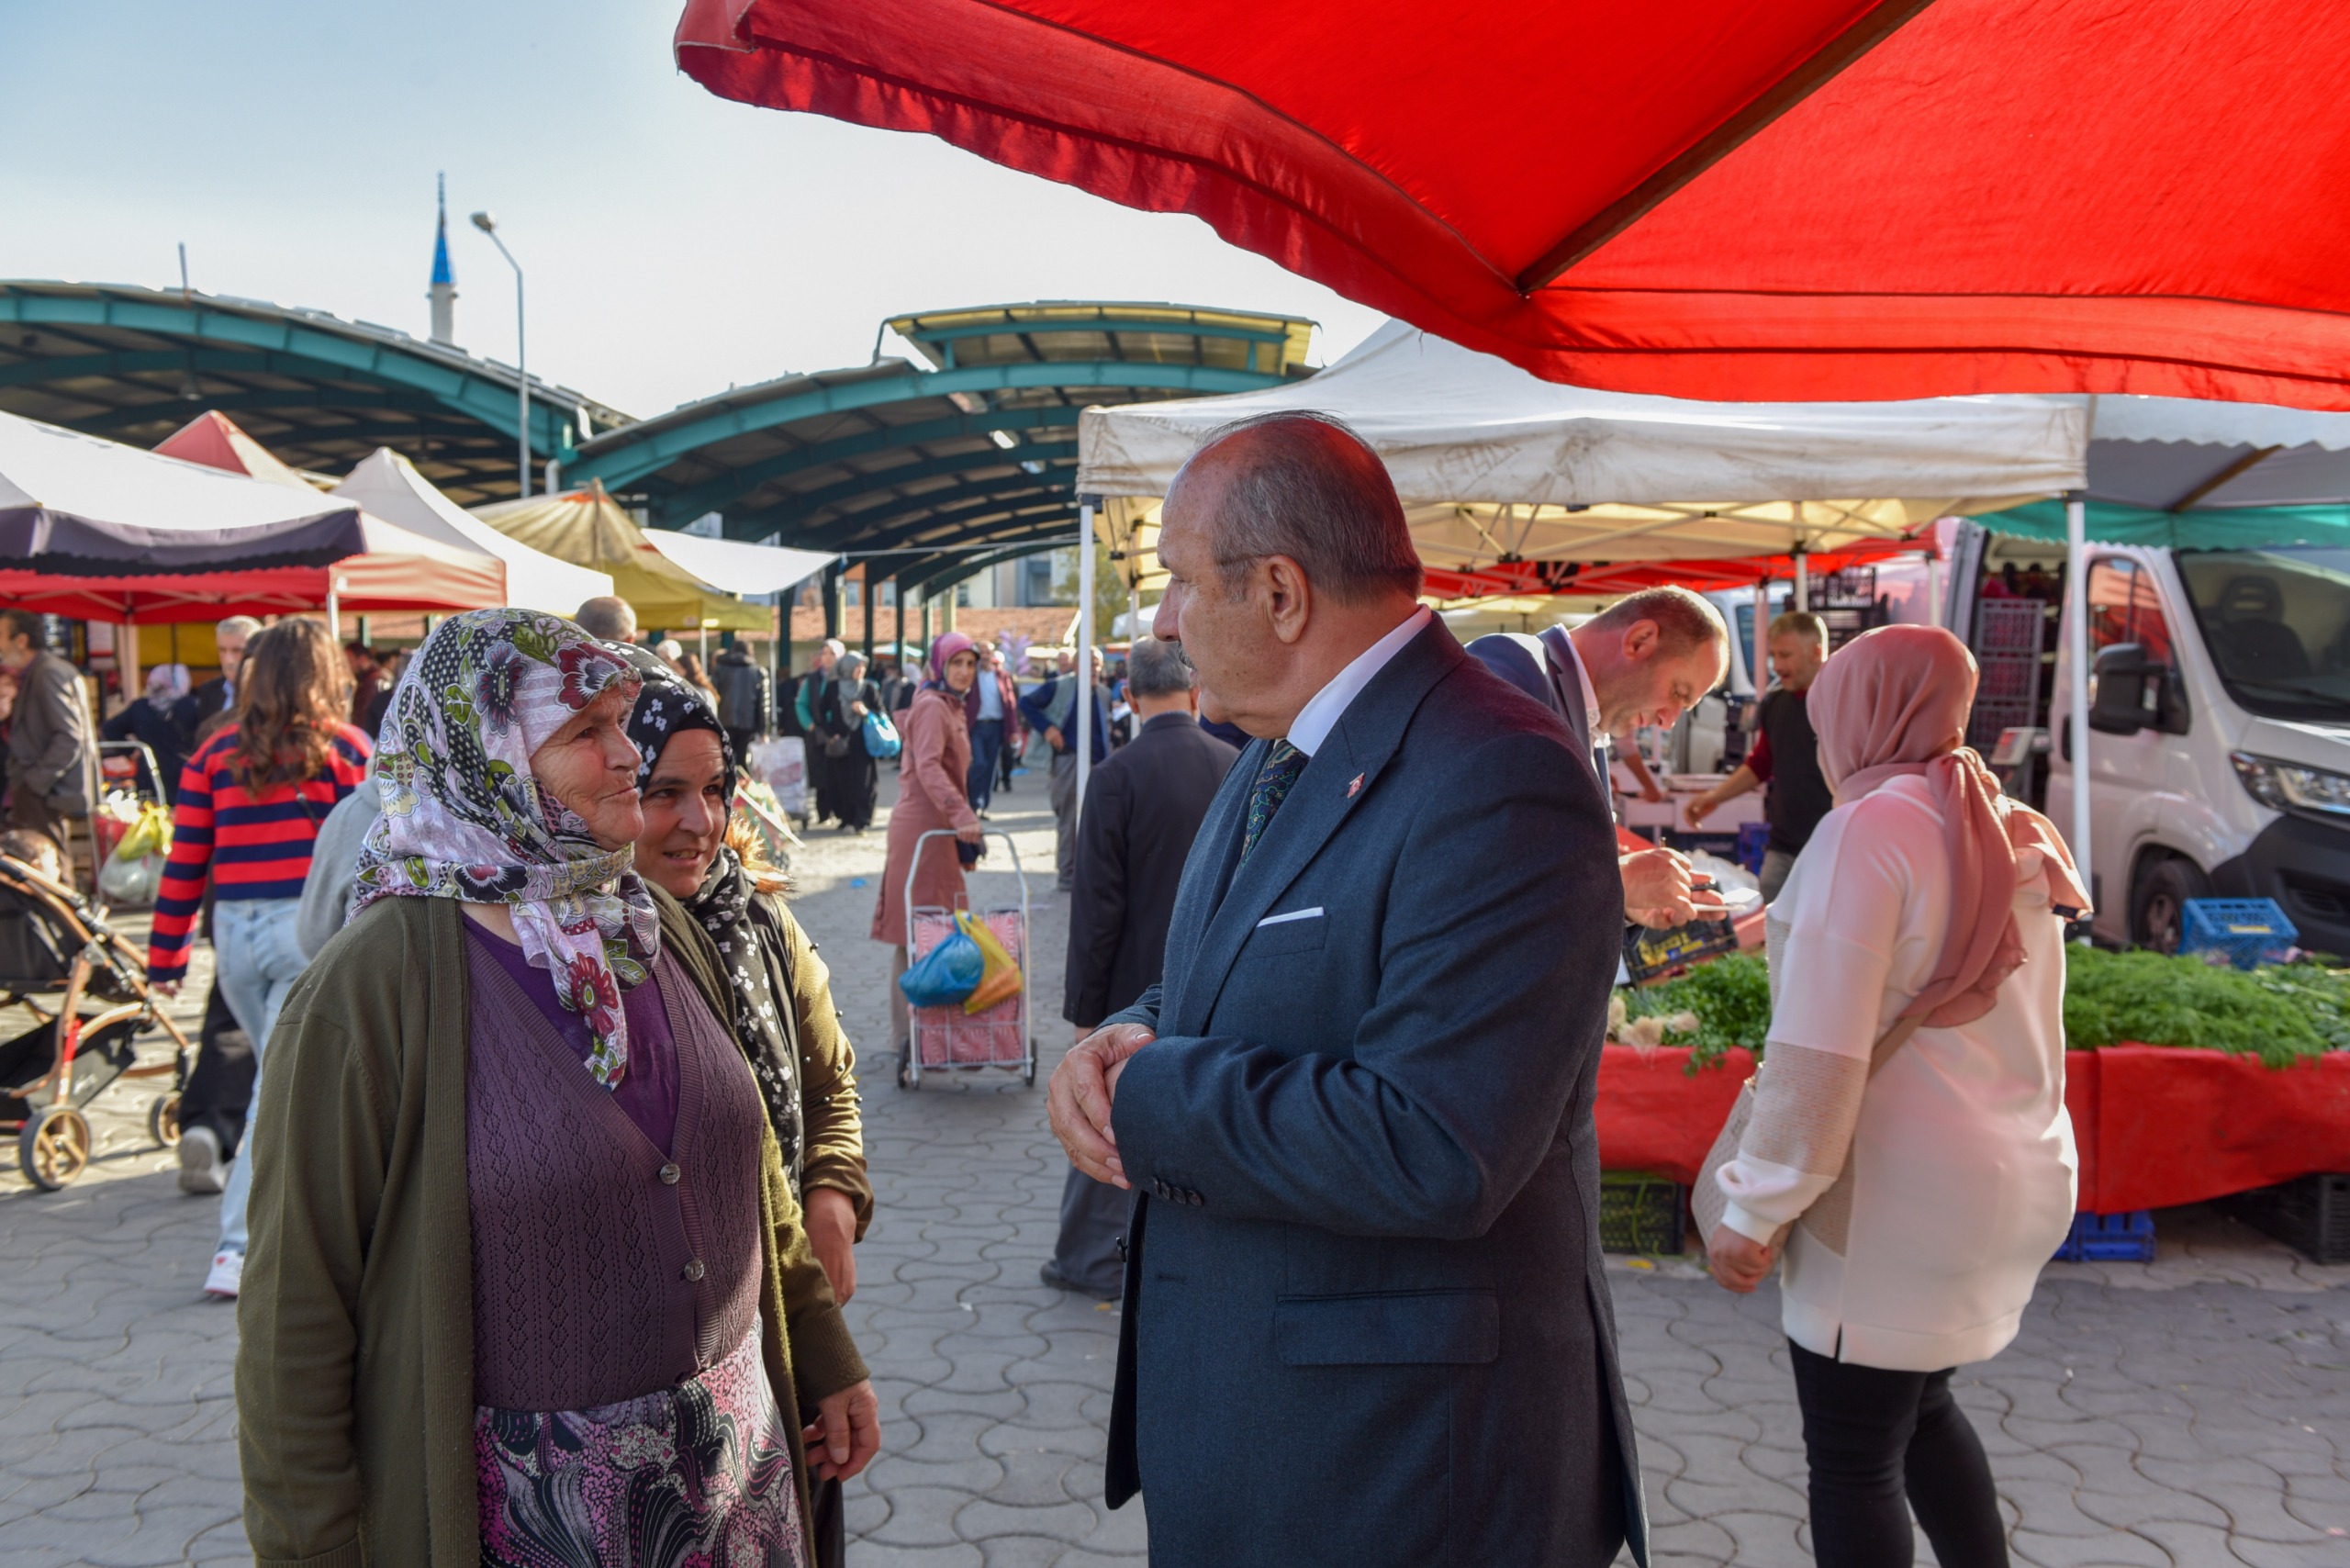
[1045,636,1237,1298]
[709,638,773,763]
[1047,412,1642,1567]
[1018,645,1112,892]
[1686,609,1831,900]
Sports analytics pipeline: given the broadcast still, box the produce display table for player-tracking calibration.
[1595,1043,2350,1213]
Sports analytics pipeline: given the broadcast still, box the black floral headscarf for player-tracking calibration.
[622,647,805,1182]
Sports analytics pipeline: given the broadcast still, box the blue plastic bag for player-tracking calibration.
[863,710,902,759]
[899,924,982,1007]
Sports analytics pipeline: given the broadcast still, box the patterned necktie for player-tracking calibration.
[1239,740,1308,866]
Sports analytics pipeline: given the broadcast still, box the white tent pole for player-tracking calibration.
[1925,551,1943,628]
[1792,545,1810,613]
[120,622,140,715]
[2065,490,2093,912]
[1753,577,1770,695]
[326,582,341,644]
[1076,502,1095,827]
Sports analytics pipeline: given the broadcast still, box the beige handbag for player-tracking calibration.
[1691,915,1927,1249]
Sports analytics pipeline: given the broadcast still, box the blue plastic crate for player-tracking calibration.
[2180,898,2298,969]
[2053,1210,2155,1263]
[1735,822,1770,876]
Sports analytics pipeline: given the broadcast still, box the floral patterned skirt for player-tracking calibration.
[476,1320,806,1568]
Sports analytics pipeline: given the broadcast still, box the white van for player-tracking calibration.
[1949,524,2350,956]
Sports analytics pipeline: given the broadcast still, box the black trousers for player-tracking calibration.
[180,981,256,1154]
[1788,1339,2009,1568]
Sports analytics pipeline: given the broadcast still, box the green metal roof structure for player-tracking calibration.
[0,281,631,505]
[564,301,1315,600]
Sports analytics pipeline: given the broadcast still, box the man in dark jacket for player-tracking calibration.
[173,615,258,745]
[709,641,773,762]
[1048,413,1643,1567]
[1,610,94,850]
[1686,609,1831,900]
[1045,636,1237,1297]
[1018,647,1112,891]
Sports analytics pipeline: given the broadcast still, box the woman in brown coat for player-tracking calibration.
[873,632,982,1059]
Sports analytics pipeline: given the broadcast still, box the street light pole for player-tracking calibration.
[470,211,530,499]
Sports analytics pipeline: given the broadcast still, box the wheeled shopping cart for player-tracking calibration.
[898,829,1035,1090]
[0,853,192,1188]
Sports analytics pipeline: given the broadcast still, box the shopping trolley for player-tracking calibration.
[898,829,1035,1091]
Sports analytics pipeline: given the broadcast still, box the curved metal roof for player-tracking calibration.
[567,301,1315,598]
[0,281,631,505]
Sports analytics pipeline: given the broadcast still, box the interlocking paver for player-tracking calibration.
[5,767,2349,1565]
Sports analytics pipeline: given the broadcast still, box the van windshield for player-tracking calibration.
[2176,547,2350,723]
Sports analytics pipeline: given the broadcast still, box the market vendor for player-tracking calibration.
[1687,609,1831,902]
[1468,586,1732,926]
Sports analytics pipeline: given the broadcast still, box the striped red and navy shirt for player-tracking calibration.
[146,723,373,984]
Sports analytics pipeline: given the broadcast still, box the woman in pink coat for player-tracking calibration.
[874,632,984,1057]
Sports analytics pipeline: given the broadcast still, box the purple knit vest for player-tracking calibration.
[464,944,767,1411]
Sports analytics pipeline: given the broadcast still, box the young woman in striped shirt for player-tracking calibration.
[147,617,370,1299]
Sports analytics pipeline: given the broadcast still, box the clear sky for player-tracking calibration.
[3,0,1386,420]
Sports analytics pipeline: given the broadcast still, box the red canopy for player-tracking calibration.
[1420,538,1927,602]
[678,0,2350,407]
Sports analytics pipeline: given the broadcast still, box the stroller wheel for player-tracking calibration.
[19,1105,92,1191]
[149,1093,182,1148]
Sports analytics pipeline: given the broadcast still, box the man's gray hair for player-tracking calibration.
[574,596,638,642]
[1584,587,1729,655]
[1125,636,1194,700]
[216,615,262,641]
[1184,411,1423,603]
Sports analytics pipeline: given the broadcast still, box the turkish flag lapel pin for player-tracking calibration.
[1348,773,1365,799]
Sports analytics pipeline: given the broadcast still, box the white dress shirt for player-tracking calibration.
[1285,607,1432,757]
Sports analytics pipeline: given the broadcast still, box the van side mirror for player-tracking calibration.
[2089,644,2162,734]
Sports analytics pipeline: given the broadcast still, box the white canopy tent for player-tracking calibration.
[638,530,836,599]
[1079,319,2088,572]
[331,449,614,615]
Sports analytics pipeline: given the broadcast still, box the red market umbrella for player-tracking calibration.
[677,0,2350,408]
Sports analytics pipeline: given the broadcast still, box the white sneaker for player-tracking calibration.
[177,1126,226,1194]
[204,1249,244,1299]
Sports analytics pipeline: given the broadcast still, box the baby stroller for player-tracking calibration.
[0,853,191,1189]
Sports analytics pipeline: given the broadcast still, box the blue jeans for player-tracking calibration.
[967,718,1007,811]
[211,897,308,1254]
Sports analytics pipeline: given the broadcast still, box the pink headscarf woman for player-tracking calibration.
[873,629,984,1058]
[1807,623,2089,1027]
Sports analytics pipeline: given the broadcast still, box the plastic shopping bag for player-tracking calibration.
[98,844,164,906]
[899,924,984,1008]
[862,710,902,759]
[957,911,1023,1015]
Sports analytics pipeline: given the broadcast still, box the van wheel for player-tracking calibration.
[2131,857,2210,954]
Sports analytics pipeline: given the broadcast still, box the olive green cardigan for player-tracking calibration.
[234,890,867,1567]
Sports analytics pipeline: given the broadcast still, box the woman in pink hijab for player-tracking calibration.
[872,633,984,1062]
[1703,625,2087,1568]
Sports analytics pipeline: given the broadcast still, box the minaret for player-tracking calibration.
[428,173,458,346]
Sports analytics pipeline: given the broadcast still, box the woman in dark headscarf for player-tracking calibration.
[809,650,883,833]
[235,609,877,1568]
[623,648,873,1568]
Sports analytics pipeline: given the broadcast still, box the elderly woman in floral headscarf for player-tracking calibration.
[872,632,984,1062]
[233,609,877,1568]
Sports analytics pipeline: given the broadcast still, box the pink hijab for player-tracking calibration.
[1807,625,2089,1029]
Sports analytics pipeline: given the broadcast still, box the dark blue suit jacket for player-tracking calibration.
[1102,618,1644,1566]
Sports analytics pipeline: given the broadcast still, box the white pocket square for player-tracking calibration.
[1256,906,1325,928]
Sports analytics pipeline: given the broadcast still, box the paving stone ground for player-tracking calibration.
[2,760,2347,1566]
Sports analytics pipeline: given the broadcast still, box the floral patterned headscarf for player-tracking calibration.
[353,609,656,1089]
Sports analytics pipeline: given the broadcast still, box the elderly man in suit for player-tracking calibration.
[1046,635,1238,1298]
[1047,412,1642,1566]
